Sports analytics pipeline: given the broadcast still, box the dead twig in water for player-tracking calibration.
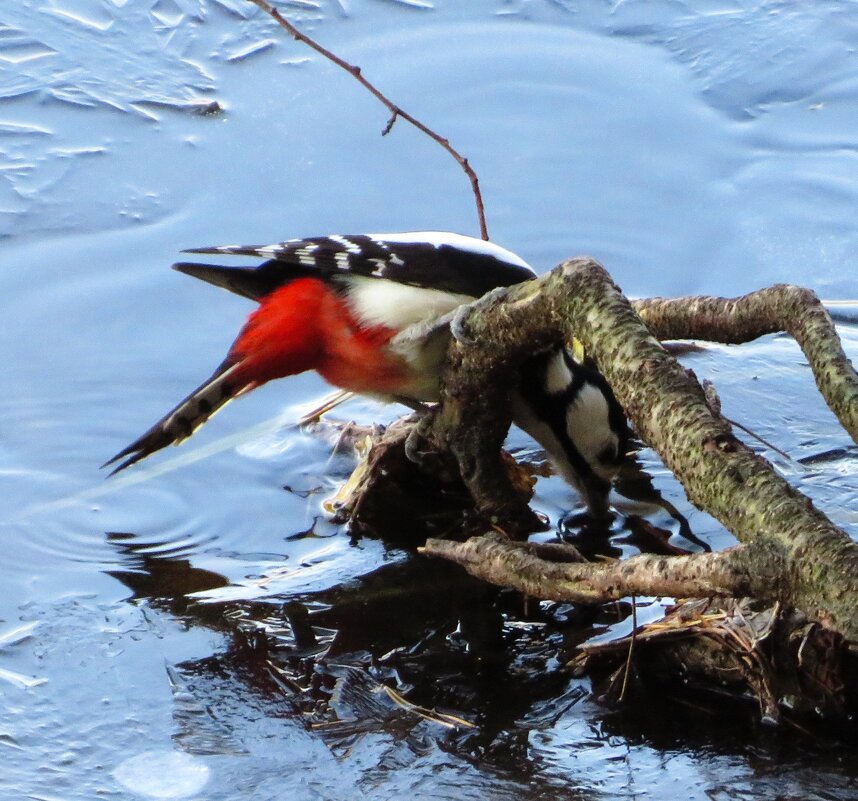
[246,0,490,241]
[619,596,638,703]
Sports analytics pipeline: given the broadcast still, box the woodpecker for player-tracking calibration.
[512,347,629,516]
[104,232,629,515]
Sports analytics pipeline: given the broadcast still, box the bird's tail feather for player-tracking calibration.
[173,259,297,302]
[102,361,249,475]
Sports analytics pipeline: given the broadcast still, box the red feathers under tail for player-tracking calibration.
[104,279,343,474]
[102,361,250,475]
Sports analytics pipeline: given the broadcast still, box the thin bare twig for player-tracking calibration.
[246,0,490,241]
[619,596,638,703]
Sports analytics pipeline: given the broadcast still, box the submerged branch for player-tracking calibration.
[246,0,489,240]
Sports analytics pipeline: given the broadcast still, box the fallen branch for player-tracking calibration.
[573,597,851,726]
[633,287,858,442]
[419,259,858,641]
[420,532,778,604]
[246,0,489,240]
[329,417,537,539]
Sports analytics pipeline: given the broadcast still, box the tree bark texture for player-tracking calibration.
[424,259,858,641]
[632,287,858,443]
[334,418,537,540]
[422,532,777,604]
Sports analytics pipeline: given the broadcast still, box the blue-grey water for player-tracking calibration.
[2,1,858,799]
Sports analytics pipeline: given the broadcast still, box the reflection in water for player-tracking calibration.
[100,519,858,801]
[106,531,230,607]
[3,0,858,799]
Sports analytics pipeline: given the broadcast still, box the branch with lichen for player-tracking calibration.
[420,532,779,604]
[632,287,858,442]
[419,259,858,641]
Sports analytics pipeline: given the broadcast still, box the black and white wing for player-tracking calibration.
[174,231,536,301]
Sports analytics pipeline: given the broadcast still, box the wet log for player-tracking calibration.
[331,417,536,540]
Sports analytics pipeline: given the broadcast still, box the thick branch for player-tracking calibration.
[246,0,489,240]
[427,260,858,640]
[430,281,556,532]
[633,287,858,443]
[422,532,779,604]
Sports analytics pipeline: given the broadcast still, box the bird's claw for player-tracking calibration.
[404,406,440,470]
[450,285,513,345]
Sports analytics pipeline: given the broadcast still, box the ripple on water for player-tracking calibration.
[2,2,858,800]
[3,474,221,585]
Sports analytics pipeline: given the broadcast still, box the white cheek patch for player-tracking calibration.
[511,394,586,491]
[565,383,619,478]
[344,276,473,331]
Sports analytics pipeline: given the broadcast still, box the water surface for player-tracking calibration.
[2,1,858,799]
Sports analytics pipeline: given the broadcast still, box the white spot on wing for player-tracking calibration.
[296,245,319,266]
[329,235,362,254]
